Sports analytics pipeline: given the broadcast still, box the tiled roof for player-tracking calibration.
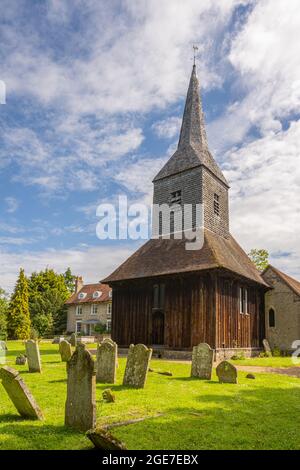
[153,65,228,186]
[263,265,300,297]
[102,230,268,287]
[65,283,112,305]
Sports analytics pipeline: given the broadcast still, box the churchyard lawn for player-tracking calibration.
[229,356,299,368]
[1,341,300,450]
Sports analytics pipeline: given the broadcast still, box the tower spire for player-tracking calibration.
[177,63,208,151]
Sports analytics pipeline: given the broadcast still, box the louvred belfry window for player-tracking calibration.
[214,193,220,216]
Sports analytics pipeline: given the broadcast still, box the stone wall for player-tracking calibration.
[67,302,111,334]
[263,268,300,351]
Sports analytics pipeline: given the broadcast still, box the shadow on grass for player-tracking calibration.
[0,413,24,423]
[48,379,67,384]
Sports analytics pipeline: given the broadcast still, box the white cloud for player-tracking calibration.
[5,197,19,213]
[226,119,300,277]
[0,243,135,292]
[152,117,181,140]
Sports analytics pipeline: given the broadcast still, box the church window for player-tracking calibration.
[239,287,248,314]
[171,190,182,205]
[153,283,165,309]
[269,308,275,327]
[214,193,220,216]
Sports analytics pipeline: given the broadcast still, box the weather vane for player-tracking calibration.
[192,45,199,66]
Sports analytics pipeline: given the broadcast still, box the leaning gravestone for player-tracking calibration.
[123,344,152,388]
[96,339,117,384]
[70,333,77,347]
[263,339,273,357]
[0,366,43,420]
[191,343,214,380]
[216,361,238,384]
[25,340,42,373]
[59,340,72,362]
[65,343,96,432]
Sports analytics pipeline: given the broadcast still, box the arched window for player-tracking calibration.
[269,308,275,328]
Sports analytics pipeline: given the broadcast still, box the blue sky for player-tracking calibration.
[0,0,299,291]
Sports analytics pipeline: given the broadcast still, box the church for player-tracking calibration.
[103,64,269,358]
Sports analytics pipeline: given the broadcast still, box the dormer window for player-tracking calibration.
[78,292,87,300]
[170,190,181,206]
[214,193,220,216]
[93,291,102,299]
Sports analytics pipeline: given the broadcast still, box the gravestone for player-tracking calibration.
[96,339,117,384]
[216,361,238,384]
[70,333,77,347]
[0,340,7,351]
[59,340,72,362]
[263,339,272,357]
[65,343,96,432]
[25,340,42,373]
[0,366,43,420]
[86,428,127,450]
[16,354,27,365]
[191,343,214,380]
[123,344,152,388]
[52,336,64,344]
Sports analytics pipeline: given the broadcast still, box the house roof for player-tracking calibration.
[262,265,300,297]
[65,283,112,305]
[153,65,228,186]
[102,230,268,287]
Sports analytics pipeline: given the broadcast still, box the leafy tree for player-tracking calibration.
[0,288,9,340]
[28,268,72,336]
[248,249,269,272]
[63,267,76,293]
[7,268,31,339]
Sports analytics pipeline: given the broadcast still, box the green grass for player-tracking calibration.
[230,356,299,368]
[1,341,300,450]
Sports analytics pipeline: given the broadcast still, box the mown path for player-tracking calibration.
[235,365,300,378]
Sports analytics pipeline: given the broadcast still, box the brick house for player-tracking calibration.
[103,64,269,357]
[262,265,300,351]
[65,277,112,336]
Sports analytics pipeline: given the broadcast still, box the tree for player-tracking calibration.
[63,267,76,293]
[28,268,72,336]
[7,268,31,339]
[248,249,269,272]
[0,288,9,340]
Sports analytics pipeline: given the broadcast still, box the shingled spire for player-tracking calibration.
[153,65,228,186]
[177,64,208,150]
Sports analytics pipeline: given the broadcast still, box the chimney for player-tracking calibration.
[75,276,84,293]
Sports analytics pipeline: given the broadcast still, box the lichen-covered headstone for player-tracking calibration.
[0,341,6,365]
[191,343,214,380]
[216,361,237,384]
[16,354,27,365]
[65,343,96,432]
[96,339,117,384]
[25,340,42,373]
[263,339,272,357]
[59,340,72,362]
[70,333,77,347]
[86,427,127,450]
[102,388,115,403]
[123,344,152,388]
[0,366,43,420]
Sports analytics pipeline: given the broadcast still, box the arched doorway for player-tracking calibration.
[152,311,165,345]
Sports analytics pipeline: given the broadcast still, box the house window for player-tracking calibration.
[76,305,83,316]
[107,303,112,318]
[170,190,182,205]
[153,283,165,309]
[91,304,98,315]
[239,287,248,314]
[269,308,275,327]
[106,319,111,333]
[76,321,82,333]
[214,193,220,216]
